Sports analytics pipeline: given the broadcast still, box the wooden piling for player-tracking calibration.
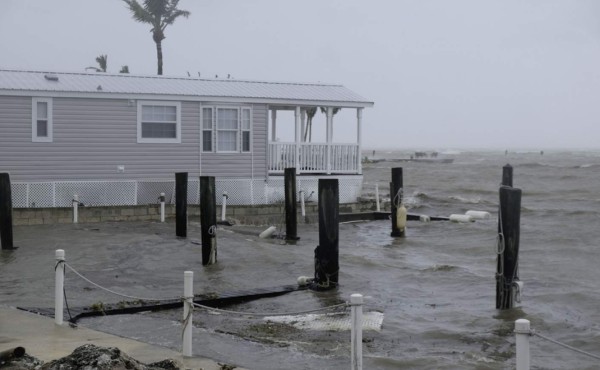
[0,173,14,250]
[284,168,299,240]
[502,164,513,187]
[312,179,339,290]
[496,185,522,309]
[390,167,405,237]
[175,172,188,238]
[200,176,217,265]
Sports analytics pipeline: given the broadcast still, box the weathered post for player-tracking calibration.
[159,192,166,222]
[55,249,65,326]
[312,179,339,290]
[0,173,14,250]
[350,293,364,370]
[220,192,228,222]
[182,271,193,357]
[175,172,188,238]
[496,185,522,309]
[284,168,299,240]
[72,194,79,224]
[200,176,217,265]
[515,319,531,370]
[502,164,513,187]
[390,167,406,237]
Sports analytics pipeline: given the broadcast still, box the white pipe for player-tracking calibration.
[465,210,491,220]
[221,192,228,222]
[299,190,306,217]
[72,194,79,224]
[259,226,277,239]
[160,193,165,223]
[375,184,380,212]
[55,249,65,326]
[351,293,363,370]
[515,319,530,370]
[183,271,193,357]
[449,214,474,223]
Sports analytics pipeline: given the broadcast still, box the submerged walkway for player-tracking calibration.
[0,306,243,369]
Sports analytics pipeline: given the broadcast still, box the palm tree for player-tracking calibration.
[87,54,108,72]
[122,0,191,75]
[302,107,340,142]
[96,55,108,72]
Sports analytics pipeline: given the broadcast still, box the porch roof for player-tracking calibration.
[0,69,374,108]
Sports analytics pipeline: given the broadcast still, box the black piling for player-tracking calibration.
[502,164,513,187]
[496,185,522,309]
[200,176,217,265]
[390,167,405,237]
[0,173,14,250]
[175,172,188,238]
[284,168,299,241]
[312,179,339,290]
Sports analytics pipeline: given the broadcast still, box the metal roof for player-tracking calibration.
[0,69,373,107]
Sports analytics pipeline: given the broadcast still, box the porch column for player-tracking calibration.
[357,108,363,174]
[295,107,301,174]
[271,109,277,141]
[301,109,306,142]
[326,107,333,174]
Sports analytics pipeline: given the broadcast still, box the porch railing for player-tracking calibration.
[268,142,360,174]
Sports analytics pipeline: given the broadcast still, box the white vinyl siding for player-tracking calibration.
[32,97,52,142]
[201,106,252,153]
[137,101,181,143]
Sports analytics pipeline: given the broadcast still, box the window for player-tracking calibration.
[32,98,53,142]
[201,106,252,153]
[137,101,181,143]
[202,107,213,152]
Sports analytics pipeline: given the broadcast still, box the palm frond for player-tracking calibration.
[122,0,154,24]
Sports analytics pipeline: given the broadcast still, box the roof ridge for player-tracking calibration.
[0,68,344,87]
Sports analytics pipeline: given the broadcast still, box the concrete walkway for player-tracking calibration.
[0,306,241,369]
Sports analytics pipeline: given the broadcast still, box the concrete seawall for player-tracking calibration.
[13,200,387,226]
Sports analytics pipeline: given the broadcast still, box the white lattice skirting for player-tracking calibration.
[11,176,363,208]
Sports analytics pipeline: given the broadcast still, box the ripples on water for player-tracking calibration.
[2,150,600,369]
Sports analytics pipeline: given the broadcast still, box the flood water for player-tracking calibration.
[2,150,600,369]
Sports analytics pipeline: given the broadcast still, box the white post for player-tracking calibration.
[299,190,306,217]
[326,107,333,175]
[295,106,301,173]
[271,109,277,141]
[72,194,79,224]
[357,108,363,174]
[351,293,364,370]
[221,192,228,222]
[375,184,381,212]
[183,271,194,357]
[515,319,531,370]
[160,193,165,223]
[300,109,306,142]
[55,249,65,326]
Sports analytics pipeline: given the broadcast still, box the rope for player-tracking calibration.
[191,301,349,318]
[64,262,176,302]
[532,331,600,361]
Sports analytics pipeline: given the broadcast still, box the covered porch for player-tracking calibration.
[268,105,367,175]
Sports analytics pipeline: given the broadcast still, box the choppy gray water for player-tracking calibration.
[2,150,600,369]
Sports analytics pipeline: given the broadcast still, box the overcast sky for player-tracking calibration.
[2,0,599,150]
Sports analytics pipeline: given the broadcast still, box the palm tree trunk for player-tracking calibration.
[156,40,163,75]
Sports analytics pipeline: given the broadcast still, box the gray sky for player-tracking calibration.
[2,0,599,150]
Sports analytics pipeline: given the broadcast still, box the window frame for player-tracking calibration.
[201,107,214,153]
[32,97,53,143]
[137,100,182,144]
[201,105,252,153]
